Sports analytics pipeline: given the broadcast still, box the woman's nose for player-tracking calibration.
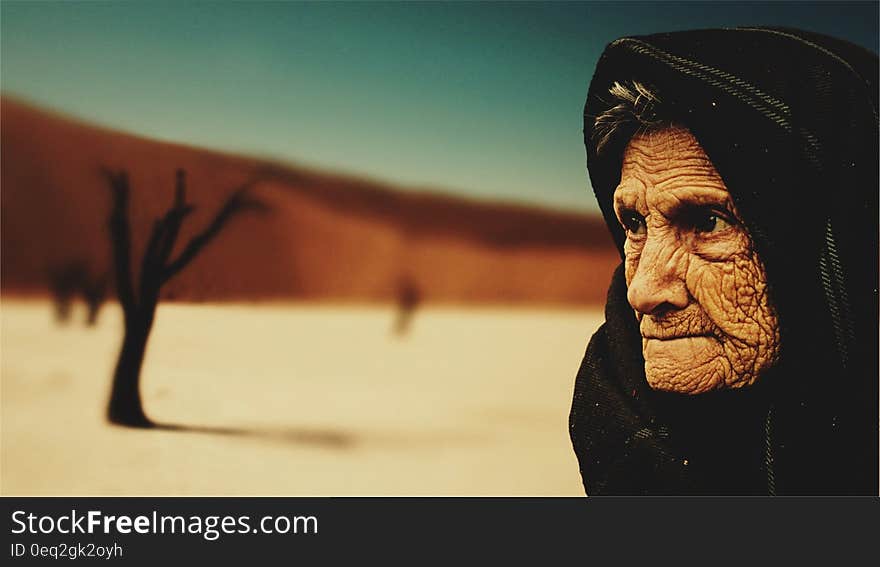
[626,237,689,316]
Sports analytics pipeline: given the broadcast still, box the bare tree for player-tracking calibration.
[103,169,266,427]
[82,273,109,326]
[48,261,87,323]
[47,262,108,326]
[392,275,421,337]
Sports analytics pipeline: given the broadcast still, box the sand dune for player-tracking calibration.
[1,96,619,304]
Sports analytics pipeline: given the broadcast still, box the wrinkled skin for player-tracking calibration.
[613,126,780,394]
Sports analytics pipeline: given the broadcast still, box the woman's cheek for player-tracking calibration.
[683,229,750,261]
[623,244,640,286]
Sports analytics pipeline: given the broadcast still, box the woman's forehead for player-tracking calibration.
[614,126,730,205]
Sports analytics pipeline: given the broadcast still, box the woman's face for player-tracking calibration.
[613,126,781,394]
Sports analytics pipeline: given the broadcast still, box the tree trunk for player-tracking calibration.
[107,307,156,427]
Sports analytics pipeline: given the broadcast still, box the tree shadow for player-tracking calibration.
[108,420,489,452]
[115,421,357,450]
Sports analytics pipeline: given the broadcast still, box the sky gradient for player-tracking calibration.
[2,1,877,212]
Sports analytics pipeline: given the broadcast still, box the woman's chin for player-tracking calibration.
[643,336,726,394]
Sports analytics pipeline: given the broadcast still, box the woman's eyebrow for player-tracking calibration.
[654,187,742,225]
[612,184,641,211]
[659,185,733,208]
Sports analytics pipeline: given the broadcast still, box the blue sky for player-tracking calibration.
[2,1,877,212]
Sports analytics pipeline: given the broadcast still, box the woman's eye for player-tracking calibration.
[621,211,646,236]
[685,207,735,234]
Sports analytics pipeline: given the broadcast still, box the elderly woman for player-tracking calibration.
[570,28,878,495]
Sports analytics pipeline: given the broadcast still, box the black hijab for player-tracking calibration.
[570,28,878,495]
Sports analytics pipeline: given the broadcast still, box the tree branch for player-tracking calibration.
[102,168,136,314]
[138,218,169,299]
[161,181,267,283]
[155,170,195,265]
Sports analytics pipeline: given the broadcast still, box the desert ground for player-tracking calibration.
[1,299,603,495]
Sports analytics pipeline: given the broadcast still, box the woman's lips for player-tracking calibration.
[642,333,714,341]
[639,313,716,341]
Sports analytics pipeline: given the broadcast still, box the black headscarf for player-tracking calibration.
[570,28,878,495]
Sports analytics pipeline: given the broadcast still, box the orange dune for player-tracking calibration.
[1,96,619,305]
